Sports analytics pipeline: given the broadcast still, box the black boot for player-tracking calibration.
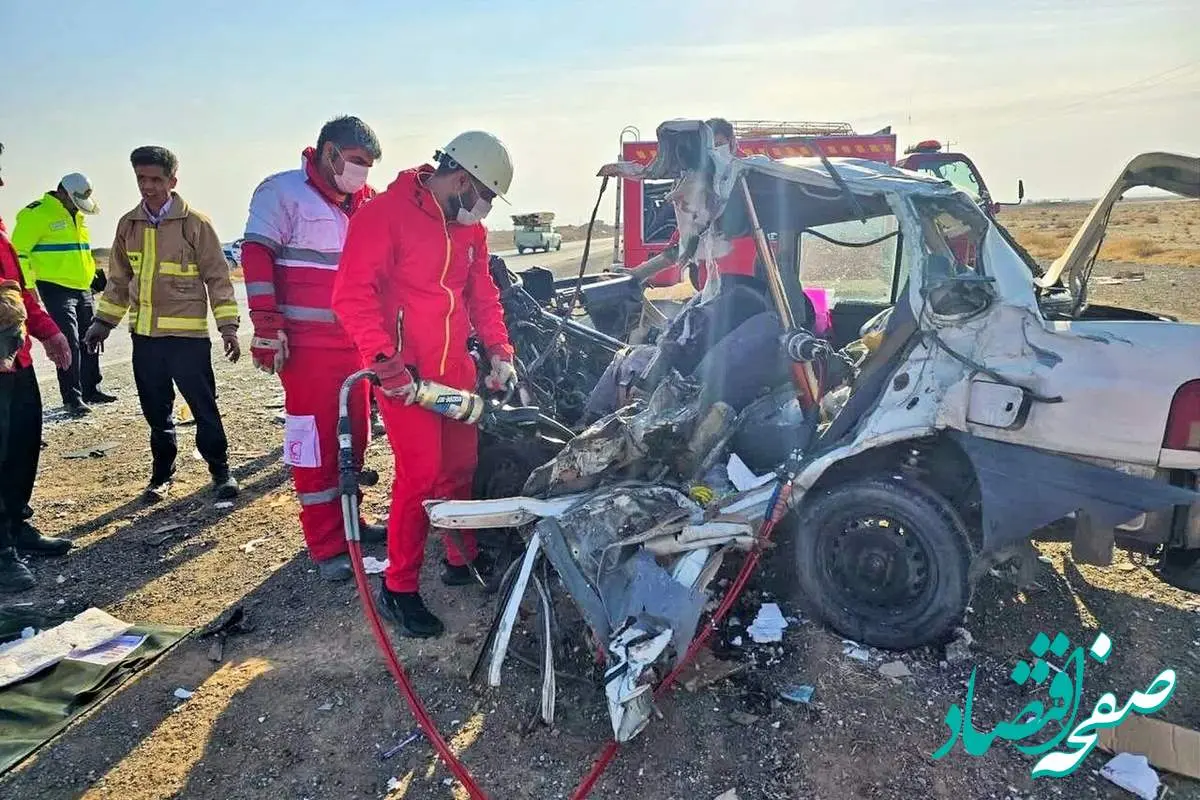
[210,465,239,500]
[376,586,444,638]
[0,548,35,593]
[143,468,175,504]
[83,389,118,404]
[64,400,92,418]
[441,549,495,587]
[13,522,72,557]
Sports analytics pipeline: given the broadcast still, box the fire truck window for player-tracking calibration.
[919,159,983,202]
[643,180,677,243]
[797,215,903,304]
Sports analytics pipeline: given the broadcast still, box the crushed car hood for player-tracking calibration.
[1036,152,1200,301]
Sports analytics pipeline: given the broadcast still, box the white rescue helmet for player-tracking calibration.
[440,131,513,202]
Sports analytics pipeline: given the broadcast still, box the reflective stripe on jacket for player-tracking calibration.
[10,193,96,290]
[95,193,240,338]
[242,149,375,349]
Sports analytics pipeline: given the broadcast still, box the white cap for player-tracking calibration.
[60,173,99,214]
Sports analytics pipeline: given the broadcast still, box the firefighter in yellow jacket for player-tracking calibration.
[84,146,242,503]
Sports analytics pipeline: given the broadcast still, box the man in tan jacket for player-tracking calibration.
[85,146,242,503]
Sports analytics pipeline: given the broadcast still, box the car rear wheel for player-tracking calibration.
[789,476,972,650]
[555,242,562,251]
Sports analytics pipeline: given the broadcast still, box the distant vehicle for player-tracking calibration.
[512,212,562,254]
[222,239,243,268]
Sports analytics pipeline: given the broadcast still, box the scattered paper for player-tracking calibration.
[387,777,404,791]
[726,454,774,492]
[0,608,131,689]
[173,687,195,700]
[1099,714,1200,780]
[362,556,389,575]
[747,602,788,644]
[1100,753,1161,800]
[879,660,912,679]
[68,634,147,666]
[779,684,815,705]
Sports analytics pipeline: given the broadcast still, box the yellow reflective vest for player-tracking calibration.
[11,193,96,291]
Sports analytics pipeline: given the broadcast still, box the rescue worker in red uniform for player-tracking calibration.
[241,116,387,582]
[332,131,517,638]
[0,141,75,592]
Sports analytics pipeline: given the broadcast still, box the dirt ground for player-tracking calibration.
[2,199,1199,800]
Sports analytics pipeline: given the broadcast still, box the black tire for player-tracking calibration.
[517,246,525,255]
[789,476,971,650]
[555,241,562,251]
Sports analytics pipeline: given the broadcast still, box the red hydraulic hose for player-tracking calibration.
[347,538,490,799]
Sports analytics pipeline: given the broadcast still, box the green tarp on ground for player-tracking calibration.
[0,614,190,775]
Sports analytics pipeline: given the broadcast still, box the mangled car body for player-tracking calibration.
[440,122,1200,743]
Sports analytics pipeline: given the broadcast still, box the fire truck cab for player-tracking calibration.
[895,140,1024,217]
[613,120,898,288]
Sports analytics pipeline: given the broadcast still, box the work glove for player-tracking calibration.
[220,326,241,364]
[41,331,73,371]
[374,352,417,403]
[90,268,108,294]
[485,354,518,394]
[83,320,112,354]
[249,311,288,374]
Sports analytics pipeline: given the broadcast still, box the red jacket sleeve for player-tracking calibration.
[331,199,396,364]
[1,229,59,342]
[464,225,513,360]
[241,242,279,314]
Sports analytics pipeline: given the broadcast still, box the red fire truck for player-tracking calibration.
[612,120,898,286]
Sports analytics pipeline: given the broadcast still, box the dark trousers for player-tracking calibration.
[131,334,228,480]
[0,366,43,549]
[36,281,102,405]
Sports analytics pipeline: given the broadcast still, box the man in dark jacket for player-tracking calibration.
[0,142,76,593]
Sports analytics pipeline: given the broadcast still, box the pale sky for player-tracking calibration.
[2,0,1198,245]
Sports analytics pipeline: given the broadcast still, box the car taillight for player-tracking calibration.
[1163,380,1200,451]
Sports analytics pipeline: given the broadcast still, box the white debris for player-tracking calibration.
[879,660,912,679]
[842,641,871,662]
[55,575,67,585]
[726,453,773,491]
[714,790,740,800]
[173,688,194,700]
[1100,753,1160,800]
[746,603,788,644]
[386,777,403,791]
[945,627,974,663]
[215,501,235,510]
[240,538,269,554]
[362,556,389,575]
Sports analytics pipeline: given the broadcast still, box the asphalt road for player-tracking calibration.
[30,237,618,397]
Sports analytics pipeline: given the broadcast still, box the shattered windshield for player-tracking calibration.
[913,196,989,282]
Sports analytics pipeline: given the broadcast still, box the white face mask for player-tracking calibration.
[456,197,492,225]
[333,159,369,194]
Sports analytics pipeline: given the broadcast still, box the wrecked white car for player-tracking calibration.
[431,122,1200,742]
